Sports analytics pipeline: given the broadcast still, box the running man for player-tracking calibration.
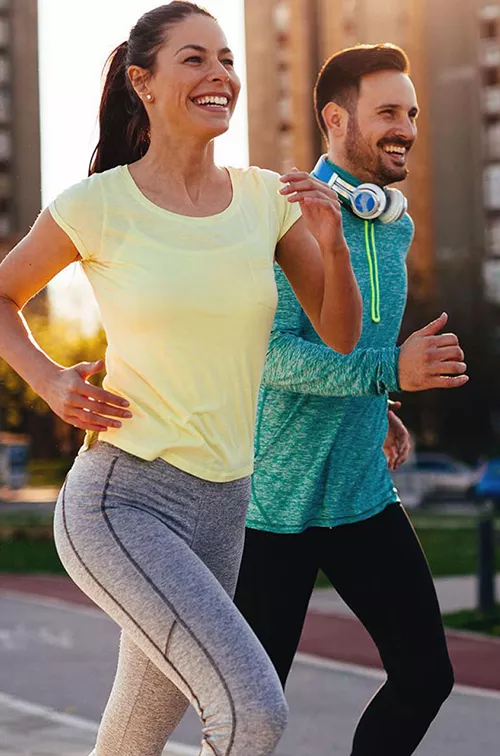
[235,44,468,756]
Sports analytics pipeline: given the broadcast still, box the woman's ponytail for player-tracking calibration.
[89,41,150,175]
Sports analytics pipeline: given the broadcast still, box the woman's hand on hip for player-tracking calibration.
[42,360,132,432]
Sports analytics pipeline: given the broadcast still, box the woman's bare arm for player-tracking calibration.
[0,210,131,431]
[276,171,362,354]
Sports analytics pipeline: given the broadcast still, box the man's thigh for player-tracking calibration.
[234,527,319,684]
[318,504,449,673]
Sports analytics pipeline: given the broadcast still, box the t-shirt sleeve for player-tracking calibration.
[255,168,302,243]
[48,175,104,261]
[276,183,302,242]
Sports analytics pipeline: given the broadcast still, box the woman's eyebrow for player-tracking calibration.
[175,44,233,55]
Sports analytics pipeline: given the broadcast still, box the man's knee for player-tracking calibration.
[392,655,454,713]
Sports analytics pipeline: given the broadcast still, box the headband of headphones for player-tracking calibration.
[312,155,407,224]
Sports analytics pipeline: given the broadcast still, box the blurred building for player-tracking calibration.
[245,0,500,455]
[0,0,44,314]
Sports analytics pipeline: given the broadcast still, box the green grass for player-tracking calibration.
[27,458,72,487]
[0,510,62,573]
[442,606,500,637]
[0,538,64,574]
[0,509,499,586]
[316,514,500,587]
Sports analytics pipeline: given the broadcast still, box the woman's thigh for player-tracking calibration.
[54,443,281,725]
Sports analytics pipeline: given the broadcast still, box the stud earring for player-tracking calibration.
[146,94,153,102]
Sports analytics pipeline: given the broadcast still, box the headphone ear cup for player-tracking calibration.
[379,188,407,224]
[351,183,387,220]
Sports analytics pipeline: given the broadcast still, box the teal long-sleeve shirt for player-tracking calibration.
[247,182,414,534]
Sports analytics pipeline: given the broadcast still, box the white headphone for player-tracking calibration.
[312,156,407,224]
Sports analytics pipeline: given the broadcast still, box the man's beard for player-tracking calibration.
[344,115,409,186]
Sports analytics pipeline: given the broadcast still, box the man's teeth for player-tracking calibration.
[194,95,229,107]
[382,144,406,155]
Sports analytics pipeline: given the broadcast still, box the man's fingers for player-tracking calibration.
[430,345,464,362]
[417,312,448,337]
[428,374,470,389]
[430,360,467,376]
[428,333,460,348]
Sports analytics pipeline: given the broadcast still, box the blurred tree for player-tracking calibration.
[0,316,107,458]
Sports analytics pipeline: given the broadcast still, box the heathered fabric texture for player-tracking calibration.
[247,177,414,533]
[54,442,287,756]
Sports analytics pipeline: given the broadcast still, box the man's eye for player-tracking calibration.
[222,59,234,66]
[382,110,395,117]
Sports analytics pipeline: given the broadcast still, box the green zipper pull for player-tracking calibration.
[364,220,381,324]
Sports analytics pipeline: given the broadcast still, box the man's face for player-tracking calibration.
[343,70,418,186]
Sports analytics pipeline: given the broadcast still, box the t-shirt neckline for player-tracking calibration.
[120,164,238,222]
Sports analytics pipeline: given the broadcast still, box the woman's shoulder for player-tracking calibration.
[228,165,282,197]
[58,165,125,198]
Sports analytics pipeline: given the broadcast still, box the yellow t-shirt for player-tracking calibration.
[49,165,301,482]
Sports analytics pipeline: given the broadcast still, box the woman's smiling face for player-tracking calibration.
[129,13,241,141]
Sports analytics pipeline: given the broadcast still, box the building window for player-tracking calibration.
[0,54,9,85]
[0,18,8,48]
[481,39,500,67]
[273,1,290,33]
[0,211,10,237]
[484,85,500,114]
[0,129,10,160]
[0,90,9,122]
[0,172,10,199]
[484,164,500,209]
[487,121,500,159]
[481,19,498,38]
[483,67,500,87]
[489,218,500,255]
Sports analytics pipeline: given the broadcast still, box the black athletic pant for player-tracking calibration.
[234,503,454,756]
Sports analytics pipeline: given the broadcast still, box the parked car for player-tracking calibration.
[474,458,500,506]
[391,451,477,508]
[0,432,30,490]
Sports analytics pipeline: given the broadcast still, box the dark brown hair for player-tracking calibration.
[89,2,215,175]
[314,44,410,138]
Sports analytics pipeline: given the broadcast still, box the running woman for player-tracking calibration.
[0,4,361,756]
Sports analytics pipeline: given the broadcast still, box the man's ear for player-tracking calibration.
[322,101,348,138]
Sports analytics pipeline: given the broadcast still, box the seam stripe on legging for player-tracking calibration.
[101,457,237,756]
[60,463,231,756]
[165,620,177,657]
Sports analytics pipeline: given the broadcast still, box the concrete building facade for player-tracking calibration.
[0,0,44,311]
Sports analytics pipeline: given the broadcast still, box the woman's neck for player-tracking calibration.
[134,132,221,199]
[128,130,232,216]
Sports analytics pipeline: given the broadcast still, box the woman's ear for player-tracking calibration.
[127,66,152,103]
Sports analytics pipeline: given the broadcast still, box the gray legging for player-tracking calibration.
[54,442,287,756]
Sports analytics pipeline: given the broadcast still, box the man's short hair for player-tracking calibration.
[314,44,410,137]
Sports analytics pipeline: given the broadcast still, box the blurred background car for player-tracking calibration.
[391,451,478,509]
